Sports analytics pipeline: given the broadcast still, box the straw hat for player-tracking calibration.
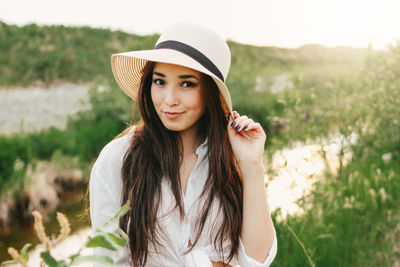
[111,22,232,115]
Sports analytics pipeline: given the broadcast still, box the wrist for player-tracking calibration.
[239,161,265,182]
[237,157,264,170]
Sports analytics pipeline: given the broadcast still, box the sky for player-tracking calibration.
[1,0,400,50]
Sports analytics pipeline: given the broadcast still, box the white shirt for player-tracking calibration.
[89,126,277,267]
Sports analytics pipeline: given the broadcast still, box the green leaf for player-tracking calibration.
[40,251,68,267]
[86,235,117,251]
[115,228,129,242]
[103,201,131,226]
[68,253,79,263]
[106,232,126,247]
[20,243,32,261]
[40,251,58,267]
[1,260,17,266]
[40,251,67,267]
[70,255,114,266]
[56,260,67,267]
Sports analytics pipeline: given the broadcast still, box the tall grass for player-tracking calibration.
[270,44,400,266]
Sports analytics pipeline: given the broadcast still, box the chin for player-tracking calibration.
[159,119,196,132]
[162,123,186,132]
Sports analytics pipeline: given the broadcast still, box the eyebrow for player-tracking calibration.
[153,71,165,77]
[153,71,200,81]
[179,74,199,81]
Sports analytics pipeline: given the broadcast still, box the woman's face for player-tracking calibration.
[151,62,205,134]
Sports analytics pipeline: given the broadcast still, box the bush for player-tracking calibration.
[0,135,32,192]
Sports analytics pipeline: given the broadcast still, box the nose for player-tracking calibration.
[164,85,179,106]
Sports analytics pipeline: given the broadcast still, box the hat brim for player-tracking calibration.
[111,48,232,115]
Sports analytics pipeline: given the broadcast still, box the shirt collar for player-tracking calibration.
[195,137,208,156]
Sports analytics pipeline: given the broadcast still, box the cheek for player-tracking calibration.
[186,89,203,109]
[150,86,162,108]
[186,93,205,115]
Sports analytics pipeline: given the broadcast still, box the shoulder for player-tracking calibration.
[91,125,136,175]
[89,126,137,230]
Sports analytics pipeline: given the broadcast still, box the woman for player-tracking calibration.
[89,22,277,267]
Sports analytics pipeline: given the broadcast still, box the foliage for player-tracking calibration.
[0,21,157,87]
[1,201,131,267]
[271,43,400,266]
[0,81,133,193]
[0,134,32,192]
[65,80,133,162]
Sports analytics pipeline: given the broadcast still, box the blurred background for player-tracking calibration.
[0,0,399,266]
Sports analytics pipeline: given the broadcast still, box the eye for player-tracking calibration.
[182,81,197,88]
[153,78,165,85]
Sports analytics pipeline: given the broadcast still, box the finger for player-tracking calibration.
[231,118,254,133]
[230,116,249,132]
[233,110,240,119]
[227,112,236,126]
[236,118,254,132]
[231,115,248,125]
[242,122,262,132]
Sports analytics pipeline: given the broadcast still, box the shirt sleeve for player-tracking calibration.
[237,228,277,267]
[205,199,277,267]
[237,198,277,267]
[89,136,132,267]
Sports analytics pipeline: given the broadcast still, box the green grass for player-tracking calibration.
[270,44,400,266]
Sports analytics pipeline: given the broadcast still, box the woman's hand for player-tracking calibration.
[227,111,266,167]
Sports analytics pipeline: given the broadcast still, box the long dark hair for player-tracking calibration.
[119,62,243,266]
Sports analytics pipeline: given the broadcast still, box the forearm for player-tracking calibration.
[240,162,275,263]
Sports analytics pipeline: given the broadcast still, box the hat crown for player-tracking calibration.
[155,23,231,80]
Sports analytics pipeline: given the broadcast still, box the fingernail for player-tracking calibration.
[235,125,241,132]
[243,126,248,131]
[231,121,237,127]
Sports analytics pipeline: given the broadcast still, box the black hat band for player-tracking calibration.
[155,40,224,82]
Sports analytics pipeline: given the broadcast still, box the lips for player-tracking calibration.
[163,111,185,119]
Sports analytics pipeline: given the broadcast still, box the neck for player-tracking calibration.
[179,123,204,156]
